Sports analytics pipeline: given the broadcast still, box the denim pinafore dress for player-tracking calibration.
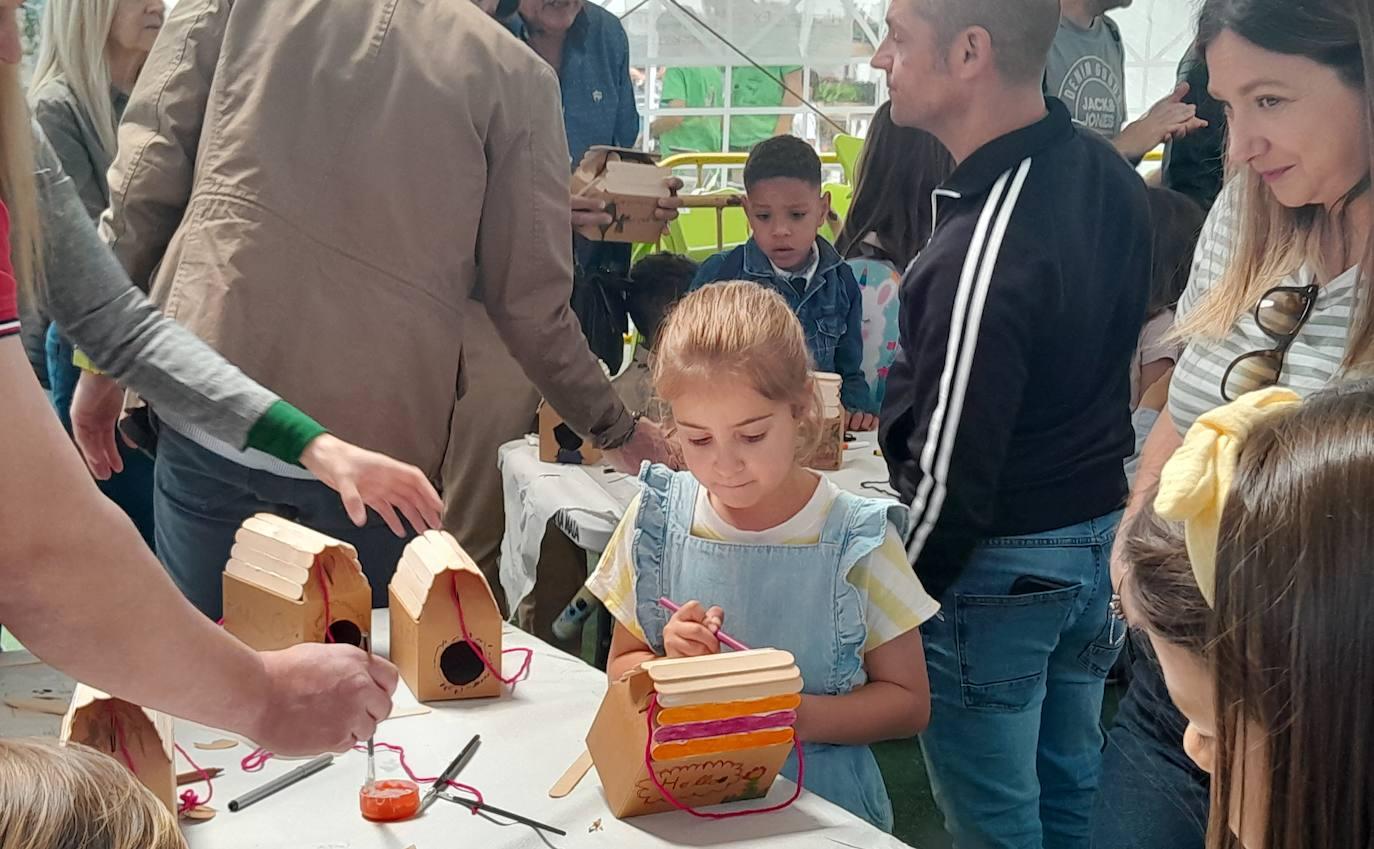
[631,463,905,831]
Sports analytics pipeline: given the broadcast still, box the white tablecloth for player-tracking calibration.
[498,437,897,608]
[0,612,916,849]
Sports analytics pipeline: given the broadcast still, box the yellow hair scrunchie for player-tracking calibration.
[1154,387,1302,606]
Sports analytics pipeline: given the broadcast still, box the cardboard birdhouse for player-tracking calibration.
[804,372,844,472]
[587,649,802,819]
[389,530,504,701]
[571,146,670,244]
[222,514,372,651]
[61,685,176,813]
[538,401,603,466]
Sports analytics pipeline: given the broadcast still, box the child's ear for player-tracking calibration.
[742,194,754,219]
[819,191,832,222]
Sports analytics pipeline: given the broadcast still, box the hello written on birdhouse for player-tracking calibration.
[570,146,671,244]
[389,530,504,702]
[62,685,176,813]
[222,514,372,651]
[587,649,802,819]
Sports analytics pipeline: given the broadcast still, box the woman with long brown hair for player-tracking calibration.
[1120,380,1374,848]
[1098,0,1374,844]
[837,100,954,272]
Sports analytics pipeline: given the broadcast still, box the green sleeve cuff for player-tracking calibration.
[246,401,328,465]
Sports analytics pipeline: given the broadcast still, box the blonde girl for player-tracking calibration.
[0,738,187,849]
[586,281,936,832]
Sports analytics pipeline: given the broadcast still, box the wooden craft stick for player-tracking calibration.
[549,750,593,799]
[178,768,224,786]
[3,695,68,716]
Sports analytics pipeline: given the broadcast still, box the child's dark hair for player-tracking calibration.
[838,101,954,269]
[627,252,698,349]
[1145,187,1207,317]
[743,135,822,192]
[1121,493,1211,655]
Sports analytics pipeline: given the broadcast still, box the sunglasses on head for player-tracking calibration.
[1219,283,1320,402]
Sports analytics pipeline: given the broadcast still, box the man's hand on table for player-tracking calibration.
[244,643,399,756]
[570,177,685,232]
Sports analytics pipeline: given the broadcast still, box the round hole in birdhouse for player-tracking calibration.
[440,641,485,686]
[328,620,363,647]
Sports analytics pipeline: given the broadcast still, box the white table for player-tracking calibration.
[0,612,916,849]
[498,437,897,611]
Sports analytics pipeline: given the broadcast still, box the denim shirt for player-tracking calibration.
[692,237,874,412]
[505,5,640,165]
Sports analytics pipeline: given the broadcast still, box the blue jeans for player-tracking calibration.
[1090,634,1209,848]
[47,324,157,547]
[919,511,1125,849]
[154,427,414,619]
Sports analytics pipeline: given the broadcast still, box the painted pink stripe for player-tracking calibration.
[652,710,797,745]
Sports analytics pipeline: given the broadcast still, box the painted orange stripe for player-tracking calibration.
[650,728,795,761]
[656,694,803,726]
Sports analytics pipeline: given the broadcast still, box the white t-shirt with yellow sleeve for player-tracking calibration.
[585,476,939,651]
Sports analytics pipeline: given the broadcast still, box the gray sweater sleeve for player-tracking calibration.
[32,124,278,448]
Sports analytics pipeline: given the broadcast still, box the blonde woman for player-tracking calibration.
[1097,0,1373,845]
[31,0,164,218]
[28,0,165,542]
[0,738,186,849]
[0,0,422,756]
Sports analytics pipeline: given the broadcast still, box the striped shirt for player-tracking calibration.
[1169,183,1359,433]
[586,477,940,652]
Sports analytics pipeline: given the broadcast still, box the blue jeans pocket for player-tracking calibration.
[954,585,1081,712]
[1078,607,1128,678]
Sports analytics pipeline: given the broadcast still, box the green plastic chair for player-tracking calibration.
[834,134,865,185]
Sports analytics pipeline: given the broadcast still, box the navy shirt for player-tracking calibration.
[506,4,640,165]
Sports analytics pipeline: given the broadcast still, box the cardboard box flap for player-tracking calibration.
[655,667,803,708]
[571,145,660,191]
[643,649,796,683]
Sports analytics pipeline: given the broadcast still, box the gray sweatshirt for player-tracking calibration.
[30,122,276,448]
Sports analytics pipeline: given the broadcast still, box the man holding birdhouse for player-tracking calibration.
[100,0,671,619]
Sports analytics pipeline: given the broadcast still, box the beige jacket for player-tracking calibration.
[102,0,632,476]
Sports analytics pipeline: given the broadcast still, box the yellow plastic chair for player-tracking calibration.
[824,181,853,221]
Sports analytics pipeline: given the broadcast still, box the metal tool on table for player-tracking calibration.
[418,734,482,814]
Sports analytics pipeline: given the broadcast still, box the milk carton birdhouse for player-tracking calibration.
[61,685,176,813]
[222,514,372,651]
[587,649,802,819]
[571,146,670,244]
[804,372,844,472]
[389,530,504,701]
[538,401,603,466]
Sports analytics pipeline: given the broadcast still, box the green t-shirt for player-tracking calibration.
[658,67,724,155]
[729,65,801,151]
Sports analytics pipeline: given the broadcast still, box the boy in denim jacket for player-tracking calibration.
[690,136,876,429]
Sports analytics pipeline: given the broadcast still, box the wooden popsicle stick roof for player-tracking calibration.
[642,649,802,709]
[390,530,485,621]
[62,684,175,762]
[225,514,364,602]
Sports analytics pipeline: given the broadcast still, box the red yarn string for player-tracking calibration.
[107,705,137,773]
[241,747,273,773]
[642,693,804,820]
[318,566,335,643]
[174,743,214,814]
[351,741,484,813]
[449,572,532,688]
